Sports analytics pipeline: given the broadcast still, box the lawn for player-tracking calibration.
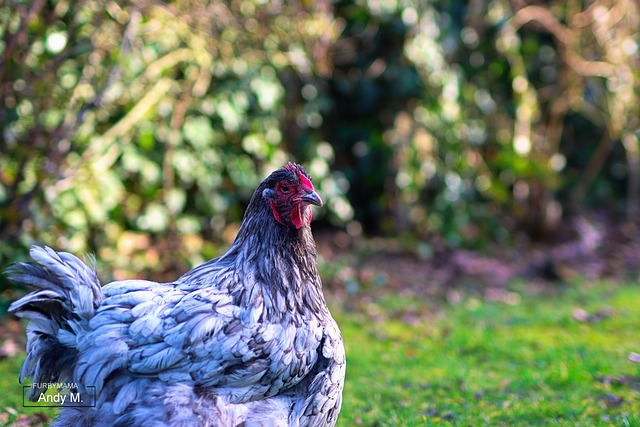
[336,281,640,426]
[0,281,639,426]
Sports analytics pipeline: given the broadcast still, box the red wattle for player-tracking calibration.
[291,204,304,229]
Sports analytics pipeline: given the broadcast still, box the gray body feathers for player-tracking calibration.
[8,166,345,426]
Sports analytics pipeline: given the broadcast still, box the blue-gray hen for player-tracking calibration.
[8,163,345,427]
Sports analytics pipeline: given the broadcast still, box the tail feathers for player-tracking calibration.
[8,246,103,321]
[7,246,104,395]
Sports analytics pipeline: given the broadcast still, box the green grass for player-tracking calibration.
[0,281,639,426]
[0,353,58,424]
[335,282,640,426]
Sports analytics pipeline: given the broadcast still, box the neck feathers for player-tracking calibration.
[181,179,327,318]
[228,197,325,317]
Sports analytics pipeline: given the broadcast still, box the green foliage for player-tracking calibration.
[0,0,349,279]
[392,0,640,244]
[322,1,423,234]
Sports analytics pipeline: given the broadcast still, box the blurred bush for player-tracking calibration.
[380,0,639,246]
[0,0,349,281]
[1,0,639,284]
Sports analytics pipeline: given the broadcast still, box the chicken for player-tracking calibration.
[8,163,345,427]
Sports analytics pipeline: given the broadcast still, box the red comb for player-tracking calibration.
[299,173,314,192]
[286,163,314,192]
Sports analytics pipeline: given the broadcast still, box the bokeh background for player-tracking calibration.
[1,0,639,298]
[2,1,640,425]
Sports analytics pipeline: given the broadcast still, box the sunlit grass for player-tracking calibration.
[0,281,638,425]
[335,281,640,426]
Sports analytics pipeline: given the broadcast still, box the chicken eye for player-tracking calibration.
[279,184,292,194]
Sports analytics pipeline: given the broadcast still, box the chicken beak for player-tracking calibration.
[301,190,323,207]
